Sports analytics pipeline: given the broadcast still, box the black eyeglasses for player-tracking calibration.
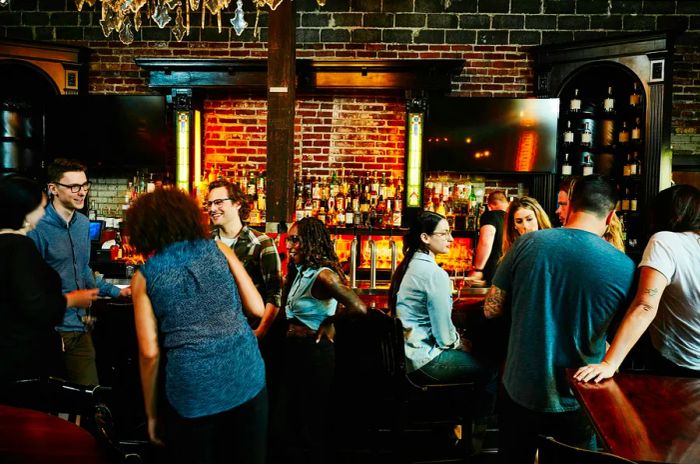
[54,181,92,193]
[204,198,233,210]
[285,235,301,245]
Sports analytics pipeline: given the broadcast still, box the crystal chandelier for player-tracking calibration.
[67,0,325,45]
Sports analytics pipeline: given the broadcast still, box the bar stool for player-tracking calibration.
[334,308,476,463]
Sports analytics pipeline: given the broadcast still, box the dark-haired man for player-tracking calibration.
[29,158,130,385]
[556,177,576,226]
[482,175,635,463]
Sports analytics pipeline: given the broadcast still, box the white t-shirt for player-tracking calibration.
[639,231,700,370]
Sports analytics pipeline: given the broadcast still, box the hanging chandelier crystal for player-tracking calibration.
[69,0,324,45]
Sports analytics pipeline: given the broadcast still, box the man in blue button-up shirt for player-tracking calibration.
[29,159,130,385]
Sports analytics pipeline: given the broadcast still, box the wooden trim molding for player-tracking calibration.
[135,58,464,94]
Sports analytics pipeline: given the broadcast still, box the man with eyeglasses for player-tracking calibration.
[28,158,130,385]
[207,180,282,343]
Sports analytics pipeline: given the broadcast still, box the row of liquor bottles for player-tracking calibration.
[567,82,643,115]
[423,176,488,231]
[293,172,405,228]
[561,150,643,177]
[562,117,644,148]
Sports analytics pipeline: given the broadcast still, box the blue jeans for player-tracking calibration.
[417,348,485,383]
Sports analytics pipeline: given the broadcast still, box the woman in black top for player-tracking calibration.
[0,176,97,382]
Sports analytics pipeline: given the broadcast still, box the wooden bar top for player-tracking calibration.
[567,369,700,464]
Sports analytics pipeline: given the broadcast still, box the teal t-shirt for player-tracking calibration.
[493,228,635,413]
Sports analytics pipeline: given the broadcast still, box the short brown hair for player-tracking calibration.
[126,187,207,255]
[47,158,87,183]
[487,190,507,206]
[208,179,251,220]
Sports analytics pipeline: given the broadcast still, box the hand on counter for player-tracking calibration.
[118,286,132,298]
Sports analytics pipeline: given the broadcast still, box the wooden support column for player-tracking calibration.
[265,0,295,231]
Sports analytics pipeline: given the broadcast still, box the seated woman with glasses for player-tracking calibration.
[389,211,491,384]
[274,217,366,463]
[127,188,268,463]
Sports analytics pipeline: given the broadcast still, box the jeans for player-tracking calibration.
[59,331,99,386]
[165,386,268,464]
[414,349,497,418]
[498,390,595,464]
[417,348,485,383]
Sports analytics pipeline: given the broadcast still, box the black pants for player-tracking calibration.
[269,332,336,464]
[165,386,268,464]
[497,390,595,464]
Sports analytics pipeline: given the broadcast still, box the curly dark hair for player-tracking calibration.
[388,211,444,313]
[126,187,208,255]
[283,217,347,302]
[650,184,700,234]
[208,179,251,220]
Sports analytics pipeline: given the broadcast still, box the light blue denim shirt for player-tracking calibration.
[28,202,120,332]
[396,252,460,373]
[285,266,338,331]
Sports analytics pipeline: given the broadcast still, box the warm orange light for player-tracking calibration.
[465,137,472,144]
[515,130,538,171]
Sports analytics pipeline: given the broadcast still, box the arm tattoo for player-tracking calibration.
[644,287,659,297]
[640,302,654,312]
[483,287,506,319]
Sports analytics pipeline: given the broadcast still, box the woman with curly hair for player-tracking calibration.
[127,187,267,463]
[502,196,552,257]
[276,217,366,463]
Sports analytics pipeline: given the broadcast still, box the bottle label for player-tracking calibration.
[564,131,574,144]
[581,132,592,145]
[623,165,631,177]
[630,94,640,107]
[630,199,638,211]
[604,97,615,112]
[570,99,581,112]
[632,128,641,140]
[618,131,629,143]
[630,164,637,176]
[562,165,572,176]
[583,166,593,176]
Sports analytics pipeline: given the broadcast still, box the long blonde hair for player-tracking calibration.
[604,212,625,252]
[502,196,552,256]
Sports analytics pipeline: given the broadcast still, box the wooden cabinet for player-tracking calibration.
[532,31,676,257]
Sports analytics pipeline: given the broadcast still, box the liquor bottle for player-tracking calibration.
[247,171,256,197]
[629,82,642,108]
[88,200,97,221]
[345,202,354,226]
[581,122,593,147]
[631,117,642,142]
[630,186,638,212]
[621,187,631,211]
[618,121,630,144]
[623,153,632,177]
[634,151,642,176]
[582,154,594,176]
[240,169,248,194]
[569,88,581,113]
[603,85,615,113]
[563,120,574,145]
[562,152,572,176]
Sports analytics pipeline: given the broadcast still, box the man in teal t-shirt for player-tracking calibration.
[483,175,635,464]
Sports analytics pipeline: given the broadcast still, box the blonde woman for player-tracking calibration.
[502,196,552,257]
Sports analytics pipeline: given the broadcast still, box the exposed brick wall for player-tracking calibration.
[203,95,405,183]
[2,0,700,156]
